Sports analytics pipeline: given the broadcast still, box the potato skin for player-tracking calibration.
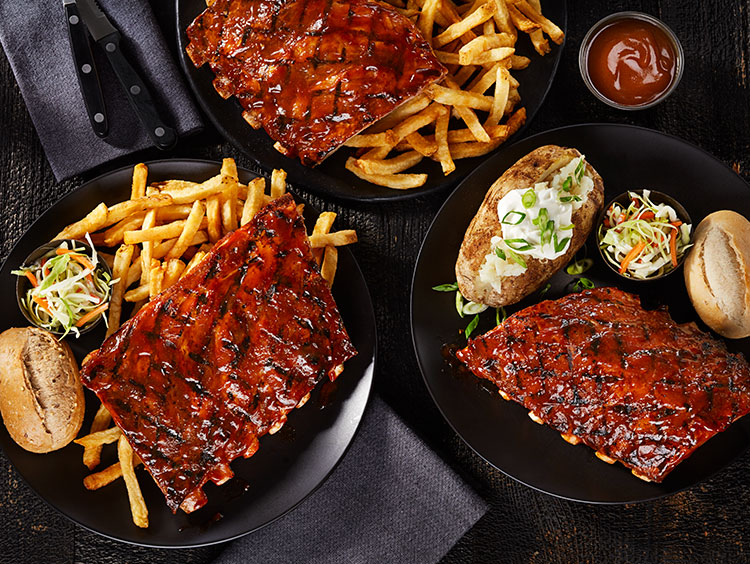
[456,145,605,307]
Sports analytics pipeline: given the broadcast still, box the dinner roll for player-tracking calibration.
[0,327,84,453]
[684,210,750,339]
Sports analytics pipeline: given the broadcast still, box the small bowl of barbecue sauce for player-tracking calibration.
[579,12,683,110]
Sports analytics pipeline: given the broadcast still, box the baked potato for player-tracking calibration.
[456,145,605,307]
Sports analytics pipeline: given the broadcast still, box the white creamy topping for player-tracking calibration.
[476,156,593,295]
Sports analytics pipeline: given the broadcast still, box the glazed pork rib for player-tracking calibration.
[457,287,750,482]
[80,195,356,512]
[186,0,446,165]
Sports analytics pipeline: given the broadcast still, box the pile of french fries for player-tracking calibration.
[343,0,563,189]
[56,158,356,527]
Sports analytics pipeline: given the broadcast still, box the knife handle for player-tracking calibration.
[64,2,108,138]
[99,32,177,150]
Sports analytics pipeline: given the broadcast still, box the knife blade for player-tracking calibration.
[75,0,177,150]
[63,0,108,138]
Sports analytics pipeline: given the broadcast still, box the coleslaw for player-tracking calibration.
[13,238,113,338]
[598,190,691,279]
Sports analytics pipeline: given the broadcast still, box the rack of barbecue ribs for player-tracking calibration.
[457,287,750,482]
[80,195,357,513]
[185,0,446,165]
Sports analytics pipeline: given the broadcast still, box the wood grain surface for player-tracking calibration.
[1,1,749,563]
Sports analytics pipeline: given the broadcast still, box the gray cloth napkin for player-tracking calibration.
[0,1,202,181]
[215,396,488,564]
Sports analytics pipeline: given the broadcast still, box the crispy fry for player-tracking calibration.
[84,457,143,491]
[148,260,164,299]
[124,284,150,303]
[344,131,397,148]
[106,244,134,338]
[163,259,186,289]
[434,105,455,174]
[206,195,221,243]
[345,158,428,189]
[82,404,112,470]
[320,246,338,286]
[105,194,173,228]
[55,202,108,240]
[74,426,121,449]
[311,212,337,264]
[368,94,431,132]
[241,178,267,226]
[308,230,358,248]
[270,169,287,199]
[160,174,224,204]
[355,151,424,174]
[428,84,494,111]
[458,32,513,64]
[130,164,148,200]
[434,1,495,47]
[512,0,564,43]
[219,158,239,235]
[166,201,205,260]
[487,65,510,127]
[452,105,491,142]
[124,218,209,245]
[405,132,438,156]
[118,435,148,528]
[101,215,144,247]
[417,0,440,43]
[184,251,207,275]
[139,208,158,286]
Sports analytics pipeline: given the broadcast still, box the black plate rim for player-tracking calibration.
[173,0,567,203]
[410,122,750,505]
[0,158,377,548]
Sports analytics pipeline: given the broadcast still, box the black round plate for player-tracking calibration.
[411,124,750,503]
[175,0,567,203]
[0,160,375,546]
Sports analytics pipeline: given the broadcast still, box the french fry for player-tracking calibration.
[220,158,239,235]
[241,177,267,226]
[434,106,455,174]
[458,32,512,64]
[105,194,173,228]
[106,244,134,338]
[84,457,143,491]
[506,2,538,33]
[452,105,491,142]
[74,426,121,449]
[139,208,158,286]
[355,151,424,174]
[308,230,358,248]
[270,169,287,199]
[124,284,150,303]
[166,201,205,260]
[149,260,164,299]
[124,218,208,245]
[417,0,440,43]
[118,435,148,528]
[487,65,510,127]
[434,1,495,47]
[512,0,564,44]
[130,164,148,200]
[160,175,224,204]
[163,259,186,289]
[405,132,438,156]
[101,216,145,247]
[82,404,113,470]
[368,94,430,132]
[55,202,108,240]
[206,195,222,242]
[311,212,337,264]
[320,246,338,286]
[345,158,428,189]
[428,84,493,111]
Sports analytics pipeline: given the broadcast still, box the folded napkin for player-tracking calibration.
[215,395,487,564]
[0,1,202,181]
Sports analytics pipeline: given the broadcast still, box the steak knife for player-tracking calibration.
[63,0,108,137]
[75,0,177,150]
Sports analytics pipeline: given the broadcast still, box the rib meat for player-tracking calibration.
[186,0,446,165]
[80,195,356,512]
[457,287,750,482]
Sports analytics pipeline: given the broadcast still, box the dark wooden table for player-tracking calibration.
[1,1,749,562]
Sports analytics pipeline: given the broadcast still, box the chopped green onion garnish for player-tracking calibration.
[432,282,459,292]
[553,233,571,253]
[496,306,507,326]
[575,159,585,182]
[532,208,549,227]
[522,189,536,209]
[573,277,595,291]
[495,248,507,261]
[505,238,534,251]
[566,258,593,275]
[465,314,479,339]
[559,224,575,231]
[502,210,526,225]
[505,248,527,268]
[455,291,464,318]
[559,195,582,203]
[539,282,551,297]
[562,176,572,192]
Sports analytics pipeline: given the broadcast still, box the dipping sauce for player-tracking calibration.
[586,18,678,107]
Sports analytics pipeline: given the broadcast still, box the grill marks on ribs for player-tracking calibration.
[186,0,446,164]
[80,195,356,512]
[457,287,750,482]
